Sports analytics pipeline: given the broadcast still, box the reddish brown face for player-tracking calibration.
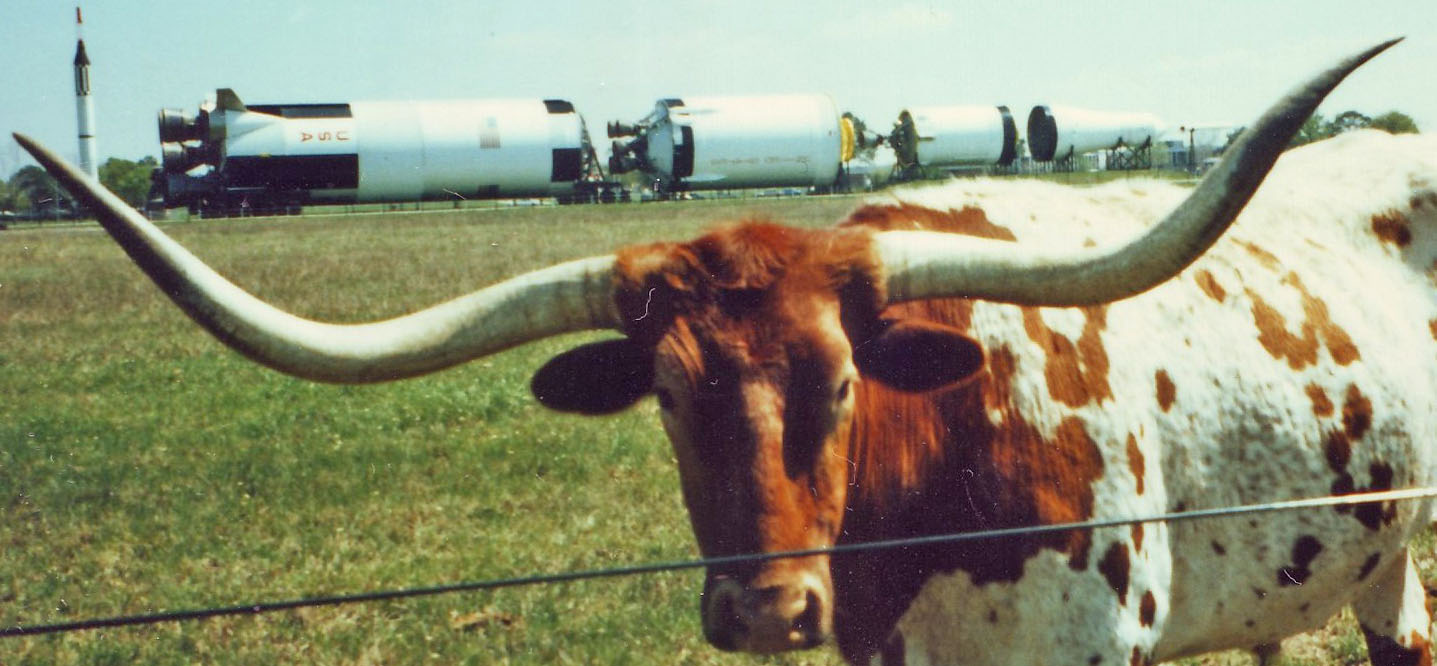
[529,223,984,655]
[651,290,857,653]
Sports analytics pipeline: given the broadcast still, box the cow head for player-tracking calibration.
[530,223,985,651]
[11,38,1393,658]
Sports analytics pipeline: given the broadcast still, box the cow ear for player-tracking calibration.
[531,338,654,414]
[854,319,984,392]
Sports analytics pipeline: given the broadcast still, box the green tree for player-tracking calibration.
[99,156,158,208]
[1369,110,1419,134]
[1290,109,1419,150]
[0,177,16,212]
[9,164,68,215]
[1329,110,1372,134]
[1289,113,1331,148]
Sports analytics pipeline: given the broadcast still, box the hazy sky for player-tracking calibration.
[3,0,1433,176]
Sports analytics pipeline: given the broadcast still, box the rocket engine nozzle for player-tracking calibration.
[161,142,209,174]
[607,121,640,138]
[158,108,205,143]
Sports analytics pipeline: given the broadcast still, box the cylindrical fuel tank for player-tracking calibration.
[157,91,592,207]
[892,105,1018,167]
[1026,105,1162,161]
[637,94,847,190]
[210,98,586,201]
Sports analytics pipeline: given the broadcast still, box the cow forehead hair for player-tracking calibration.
[612,221,888,347]
[654,299,860,391]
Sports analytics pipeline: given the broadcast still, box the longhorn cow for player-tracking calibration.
[14,40,1435,665]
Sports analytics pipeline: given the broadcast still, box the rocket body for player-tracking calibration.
[74,37,98,180]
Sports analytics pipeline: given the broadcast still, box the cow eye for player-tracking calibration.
[655,388,675,411]
[835,379,851,403]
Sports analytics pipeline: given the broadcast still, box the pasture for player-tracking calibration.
[2,191,1431,664]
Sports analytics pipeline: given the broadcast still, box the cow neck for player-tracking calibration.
[830,372,987,663]
[830,303,1105,662]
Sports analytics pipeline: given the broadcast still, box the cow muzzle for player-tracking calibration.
[702,566,832,653]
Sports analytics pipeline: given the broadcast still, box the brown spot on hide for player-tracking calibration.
[844,203,1017,241]
[1154,370,1176,412]
[1296,276,1361,366]
[1333,472,1357,510]
[1249,290,1318,368]
[1337,461,1399,530]
[1326,431,1352,472]
[1236,239,1282,270]
[1022,306,1112,407]
[1353,462,1398,530]
[1343,384,1373,440]
[1277,535,1323,587]
[976,358,1106,566]
[1126,434,1145,495]
[1194,269,1227,302]
[1372,210,1414,247]
[1131,646,1147,666]
[1247,272,1360,370]
[1361,623,1433,666]
[1249,290,1317,369]
[1430,320,1437,341]
[1211,541,1227,556]
[1131,523,1144,552]
[1307,384,1334,417]
[1139,591,1157,627]
[1099,542,1131,604]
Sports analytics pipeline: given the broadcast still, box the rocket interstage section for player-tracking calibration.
[889,105,1018,170]
[1026,105,1163,162]
[607,95,851,192]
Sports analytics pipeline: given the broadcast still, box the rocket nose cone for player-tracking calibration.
[74,39,90,66]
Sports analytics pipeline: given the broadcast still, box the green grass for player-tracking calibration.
[0,193,1429,664]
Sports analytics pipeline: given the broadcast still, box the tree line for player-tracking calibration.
[1289,109,1420,147]
[1,155,155,219]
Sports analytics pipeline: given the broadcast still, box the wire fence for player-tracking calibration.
[4,486,1435,639]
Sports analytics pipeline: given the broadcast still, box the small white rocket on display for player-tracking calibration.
[73,6,98,181]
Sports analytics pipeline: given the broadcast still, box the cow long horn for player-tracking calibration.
[11,132,620,383]
[874,38,1402,307]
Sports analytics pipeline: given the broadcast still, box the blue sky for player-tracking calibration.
[2,0,1433,176]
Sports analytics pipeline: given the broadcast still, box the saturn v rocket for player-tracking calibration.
[73,7,98,181]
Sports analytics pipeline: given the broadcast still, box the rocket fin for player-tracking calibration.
[215,89,247,112]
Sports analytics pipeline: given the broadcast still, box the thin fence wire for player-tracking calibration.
[4,486,1435,639]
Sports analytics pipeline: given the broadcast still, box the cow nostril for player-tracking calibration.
[792,589,824,644]
[705,588,743,651]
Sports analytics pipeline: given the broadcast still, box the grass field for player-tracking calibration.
[1,192,1431,665]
